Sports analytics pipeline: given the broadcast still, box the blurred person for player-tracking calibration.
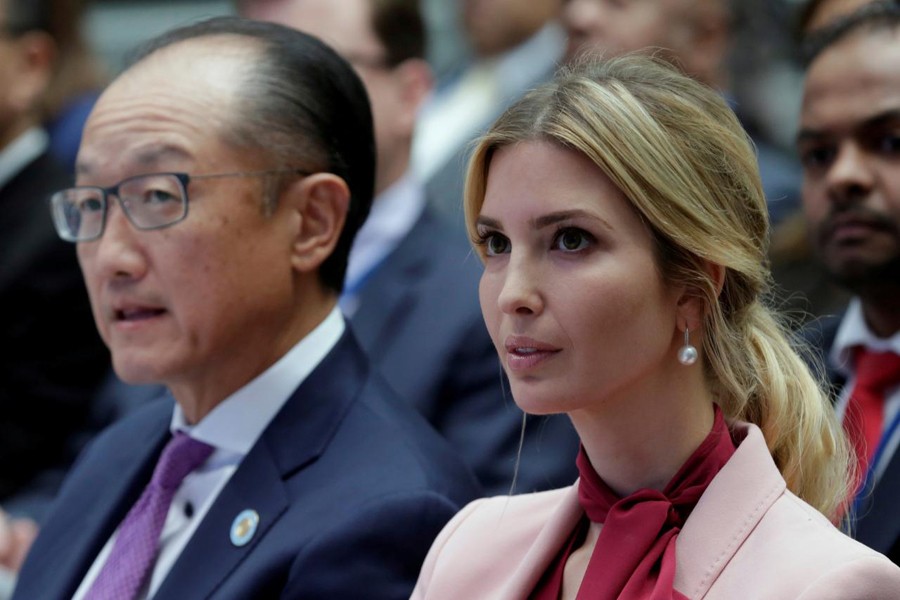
[797,1,900,564]
[12,16,479,599]
[0,0,109,531]
[798,0,878,34]
[411,55,900,599]
[561,0,801,227]
[40,0,107,171]
[237,0,579,494]
[412,0,564,221]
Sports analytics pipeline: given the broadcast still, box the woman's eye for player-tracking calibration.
[484,233,510,256]
[486,234,510,256]
[553,228,591,252]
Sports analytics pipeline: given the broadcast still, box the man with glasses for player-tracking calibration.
[13,16,479,599]
[238,0,579,495]
[0,0,109,569]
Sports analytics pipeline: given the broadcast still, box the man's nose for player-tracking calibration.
[826,143,875,206]
[80,199,149,282]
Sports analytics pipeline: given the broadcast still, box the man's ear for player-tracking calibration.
[392,57,433,132]
[8,31,55,115]
[285,173,350,274]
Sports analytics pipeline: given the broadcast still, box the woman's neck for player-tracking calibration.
[569,368,717,497]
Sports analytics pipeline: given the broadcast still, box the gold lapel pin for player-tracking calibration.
[230,509,260,547]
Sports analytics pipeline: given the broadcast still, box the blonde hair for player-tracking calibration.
[464,55,853,521]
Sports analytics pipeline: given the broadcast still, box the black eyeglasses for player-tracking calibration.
[49,169,308,242]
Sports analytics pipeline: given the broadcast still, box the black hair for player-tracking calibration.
[127,16,376,293]
[803,0,900,66]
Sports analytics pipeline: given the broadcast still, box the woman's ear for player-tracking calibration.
[284,173,350,274]
[675,259,725,333]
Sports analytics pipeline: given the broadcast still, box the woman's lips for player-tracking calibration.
[504,336,561,373]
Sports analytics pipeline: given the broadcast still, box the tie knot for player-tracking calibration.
[152,432,214,490]
[854,349,900,392]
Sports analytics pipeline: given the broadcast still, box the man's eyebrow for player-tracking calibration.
[75,145,193,178]
[797,109,900,146]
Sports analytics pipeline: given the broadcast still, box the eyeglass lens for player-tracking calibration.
[51,173,187,241]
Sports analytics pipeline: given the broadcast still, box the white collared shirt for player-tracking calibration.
[411,22,565,182]
[0,128,49,190]
[831,298,900,482]
[73,308,345,600]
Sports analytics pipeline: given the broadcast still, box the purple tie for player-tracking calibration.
[85,432,214,600]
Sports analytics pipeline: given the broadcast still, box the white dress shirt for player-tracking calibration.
[0,128,49,190]
[73,308,345,600]
[411,22,565,182]
[830,298,900,482]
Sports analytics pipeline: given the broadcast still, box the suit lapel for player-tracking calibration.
[37,408,170,598]
[350,210,435,348]
[855,452,900,554]
[154,441,289,599]
[154,331,370,598]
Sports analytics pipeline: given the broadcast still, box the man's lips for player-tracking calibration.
[113,306,167,322]
[821,211,898,245]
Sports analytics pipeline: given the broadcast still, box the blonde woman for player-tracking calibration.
[412,56,900,599]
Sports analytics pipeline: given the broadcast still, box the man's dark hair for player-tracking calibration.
[5,0,52,34]
[127,16,375,294]
[371,0,426,66]
[802,0,900,66]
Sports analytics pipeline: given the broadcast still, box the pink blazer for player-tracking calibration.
[412,422,900,599]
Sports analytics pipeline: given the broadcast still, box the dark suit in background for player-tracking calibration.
[350,205,579,494]
[0,147,109,519]
[13,331,479,599]
[803,315,900,564]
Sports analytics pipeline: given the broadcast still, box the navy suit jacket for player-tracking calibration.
[350,205,579,494]
[0,148,109,518]
[803,314,900,564]
[13,330,480,599]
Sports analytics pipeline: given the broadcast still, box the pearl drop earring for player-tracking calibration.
[678,327,698,366]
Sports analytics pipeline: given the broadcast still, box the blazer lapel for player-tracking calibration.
[500,485,584,599]
[153,331,370,598]
[674,423,785,599]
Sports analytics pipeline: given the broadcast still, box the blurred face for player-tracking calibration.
[463,0,560,57]
[562,0,693,64]
[798,31,900,294]
[242,0,410,194]
[475,141,681,415]
[76,39,305,400]
[804,0,874,34]
[0,3,49,148]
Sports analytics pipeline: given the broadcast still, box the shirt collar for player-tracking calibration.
[0,128,49,190]
[493,22,565,99]
[170,307,346,454]
[831,298,900,375]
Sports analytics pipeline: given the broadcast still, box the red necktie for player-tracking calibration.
[844,349,900,485]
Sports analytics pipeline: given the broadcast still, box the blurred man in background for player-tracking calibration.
[239,0,579,494]
[798,1,900,564]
